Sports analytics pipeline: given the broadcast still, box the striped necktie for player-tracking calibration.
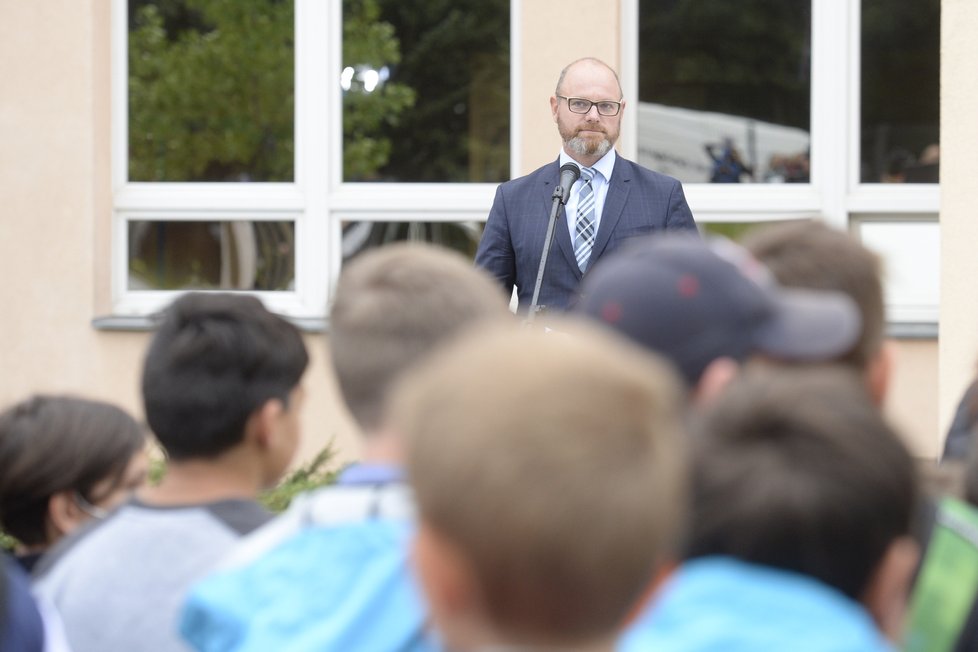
[574,166,597,272]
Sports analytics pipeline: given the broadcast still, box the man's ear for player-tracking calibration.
[867,340,896,407]
[550,95,559,122]
[861,535,920,642]
[47,490,87,541]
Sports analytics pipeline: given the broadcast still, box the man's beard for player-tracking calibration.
[560,123,615,158]
[566,134,612,158]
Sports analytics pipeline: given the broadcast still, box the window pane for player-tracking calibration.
[638,1,811,184]
[860,0,940,183]
[128,0,295,182]
[128,221,295,290]
[858,220,939,321]
[341,221,483,261]
[341,0,510,182]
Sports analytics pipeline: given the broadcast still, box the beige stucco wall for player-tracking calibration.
[0,1,948,468]
[887,339,940,458]
[939,0,978,442]
[0,1,362,468]
[519,0,621,174]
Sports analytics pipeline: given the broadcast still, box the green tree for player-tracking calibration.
[129,0,506,183]
[342,0,416,180]
[345,0,510,182]
[861,0,940,127]
[639,0,811,129]
[129,0,295,181]
[130,0,415,182]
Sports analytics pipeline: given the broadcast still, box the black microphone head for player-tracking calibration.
[554,163,581,204]
[553,163,581,204]
[559,162,581,185]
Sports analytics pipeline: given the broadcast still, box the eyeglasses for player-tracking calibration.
[556,95,622,116]
[73,491,110,520]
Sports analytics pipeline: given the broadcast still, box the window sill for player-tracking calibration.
[91,315,328,333]
[886,322,937,339]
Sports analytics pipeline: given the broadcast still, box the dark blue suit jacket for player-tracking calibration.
[475,156,698,313]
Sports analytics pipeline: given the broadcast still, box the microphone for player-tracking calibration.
[531,163,581,322]
[553,163,581,205]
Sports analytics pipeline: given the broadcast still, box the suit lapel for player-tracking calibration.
[542,164,583,280]
[589,156,631,263]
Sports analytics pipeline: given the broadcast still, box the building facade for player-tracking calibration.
[0,0,962,462]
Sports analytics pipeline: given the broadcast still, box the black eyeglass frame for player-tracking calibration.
[556,95,623,116]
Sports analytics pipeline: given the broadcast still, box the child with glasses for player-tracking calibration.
[0,395,148,573]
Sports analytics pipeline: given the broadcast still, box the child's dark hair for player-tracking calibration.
[142,293,308,460]
[688,367,917,599]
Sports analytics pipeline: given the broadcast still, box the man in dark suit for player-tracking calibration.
[475,57,698,314]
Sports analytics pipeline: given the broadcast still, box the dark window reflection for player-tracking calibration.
[341,0,510,182]
[128,0,295,182]
[341,221,483,262]
[861,0,940,184]
[128,221,295,290]
[638,0,811,184]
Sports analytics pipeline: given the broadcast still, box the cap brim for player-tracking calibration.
[752,289,862,361]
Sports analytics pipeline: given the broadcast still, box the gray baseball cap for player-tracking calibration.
[573,234,861,386]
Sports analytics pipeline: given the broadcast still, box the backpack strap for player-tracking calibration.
[904,497,978,651]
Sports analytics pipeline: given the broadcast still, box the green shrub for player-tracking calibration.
[0,444,342,552]
[260,444,343,513]
[0,531,16,553]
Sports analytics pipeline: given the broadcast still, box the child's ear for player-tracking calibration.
[865,340,895,407]
[412,522,483,648]
[413,523,471,615]
[693,356,740,405]
[248,398,285,449]
[861,535,920,641]
[621,560,678,628]
[47,490,88,540]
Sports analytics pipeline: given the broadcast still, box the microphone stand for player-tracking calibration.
[526,184,570,324]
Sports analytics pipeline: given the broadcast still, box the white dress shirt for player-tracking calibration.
[559,148,617,243]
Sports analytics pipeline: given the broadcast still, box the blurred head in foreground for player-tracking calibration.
[329,243,510,439]
[0,395,147,564]
[689,367,919,640]
[574,233,861,404]
[391,319,687,651]
[743,220,891,404]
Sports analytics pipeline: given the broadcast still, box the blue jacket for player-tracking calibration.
[619,557,894,652]
[475,155,696,313]
[180,470,441,652]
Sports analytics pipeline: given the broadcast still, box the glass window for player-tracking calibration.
[860,0,940,184]
[128,221,295,290]
[341,0,510,182]
[341,221,483,261]
[128,0,295,182]
[116,2,511,318]
[637,0,811,184]
[857,219,939,322]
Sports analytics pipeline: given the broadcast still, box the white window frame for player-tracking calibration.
[621,0,939,325]
[110,0,519,319]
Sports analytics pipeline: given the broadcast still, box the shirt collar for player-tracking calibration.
[337,462,405,486]
[559,147,617,183]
